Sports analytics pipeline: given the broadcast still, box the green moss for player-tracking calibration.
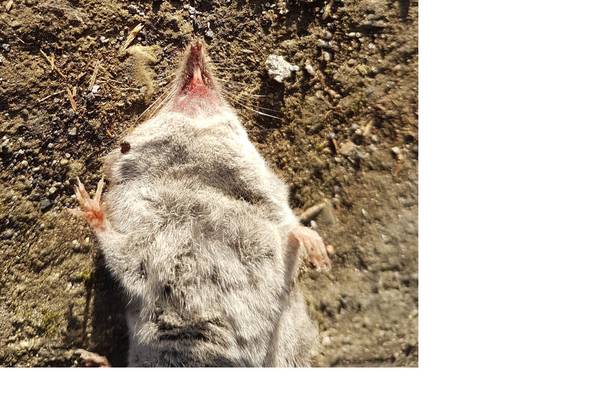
[71,267,93,284]
[40,309,62,336]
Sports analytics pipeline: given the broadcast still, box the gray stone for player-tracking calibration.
[266,54,299,83]
[39,198,52,212]
[0,229,15,240]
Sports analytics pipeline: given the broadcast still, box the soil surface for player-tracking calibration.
[0,0,417,367]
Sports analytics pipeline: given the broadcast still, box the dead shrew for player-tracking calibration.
[71,40,331,367]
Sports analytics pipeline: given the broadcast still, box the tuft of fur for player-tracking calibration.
[127,45,160,101]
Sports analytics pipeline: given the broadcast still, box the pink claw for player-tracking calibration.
[70,177,107,231]
[290,226,332,271]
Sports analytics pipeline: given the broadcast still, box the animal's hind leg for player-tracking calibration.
[290,226,331,271]
[75,349,111,367]
[264,232,302,366]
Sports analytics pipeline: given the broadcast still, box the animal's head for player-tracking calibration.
[136,38,245,127]
[166,40,226,118]
[103,40,247,184]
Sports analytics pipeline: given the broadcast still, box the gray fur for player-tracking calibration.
[96,103,317,366]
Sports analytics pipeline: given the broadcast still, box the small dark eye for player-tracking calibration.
[120,141,131,154]
[139,261,147,279]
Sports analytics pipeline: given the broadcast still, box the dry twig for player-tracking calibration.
[299,201,328,224]
[362,119,374,136]
[39,92,61,102]
[40,49,67,79]
[88,60,100,91]
[119,23,144,54]
[65,86,77,112]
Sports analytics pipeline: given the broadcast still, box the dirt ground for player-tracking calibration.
[0,0,417,367]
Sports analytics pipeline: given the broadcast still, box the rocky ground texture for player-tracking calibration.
[0,0,417,367]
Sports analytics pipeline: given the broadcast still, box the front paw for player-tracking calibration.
[70,177,107,231]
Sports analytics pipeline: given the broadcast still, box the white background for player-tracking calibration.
[4,1,600,399]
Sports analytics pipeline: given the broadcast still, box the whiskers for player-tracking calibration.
[135,47,281,124]
[136,80,178,124]
[215,75,281,120]
[224,94,282,120]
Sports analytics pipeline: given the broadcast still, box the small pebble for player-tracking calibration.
[339,141,355,156]
[71,240,81,252]
[266,54,299,83]
[68,127,77,136]
[316,39,330,48]
[39,198,52,212]
[0,229,15,240]
[304,62,315,76]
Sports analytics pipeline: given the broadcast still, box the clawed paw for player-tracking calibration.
[75,349,111,368]
[291,226,332,271]
[70,177,107,230]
